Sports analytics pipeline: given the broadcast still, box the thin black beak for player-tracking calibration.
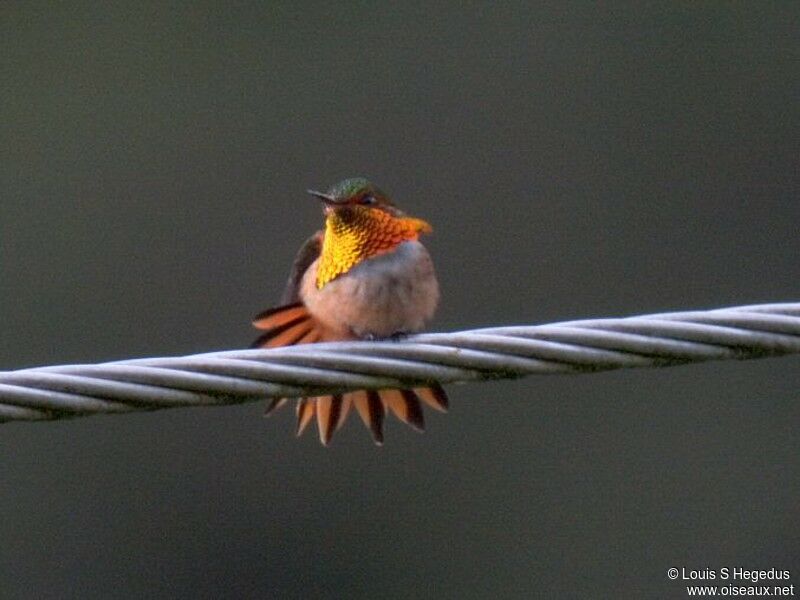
[307,189,336,204]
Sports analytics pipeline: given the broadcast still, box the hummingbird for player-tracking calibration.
[252,177,448,445]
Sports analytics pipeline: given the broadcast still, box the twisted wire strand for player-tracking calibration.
[2,302,799,423]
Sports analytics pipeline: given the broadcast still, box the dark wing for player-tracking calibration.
[251,230,324,348]
[280,230,323,304]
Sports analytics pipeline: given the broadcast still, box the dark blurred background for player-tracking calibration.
[1,3,799,598]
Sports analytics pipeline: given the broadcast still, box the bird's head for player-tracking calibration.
[309,178,428,224]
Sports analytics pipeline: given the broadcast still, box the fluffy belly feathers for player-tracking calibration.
[300,241,439,339]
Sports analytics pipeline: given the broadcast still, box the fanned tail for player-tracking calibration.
[253,303,448,445]
[290,386,448,446]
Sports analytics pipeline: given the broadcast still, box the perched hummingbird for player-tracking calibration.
[252,178,448,445]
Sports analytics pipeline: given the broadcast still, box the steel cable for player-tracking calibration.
[2,302,799,423]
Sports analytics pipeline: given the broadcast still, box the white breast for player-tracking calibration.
[300,241,440,339]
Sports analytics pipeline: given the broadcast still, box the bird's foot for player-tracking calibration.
[361,331,409,342]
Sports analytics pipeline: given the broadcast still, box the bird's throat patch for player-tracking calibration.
[316,207,431,288]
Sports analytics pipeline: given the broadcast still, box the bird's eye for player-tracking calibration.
[360,195,377,205]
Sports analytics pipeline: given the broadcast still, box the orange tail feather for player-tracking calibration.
[253,302,447,445]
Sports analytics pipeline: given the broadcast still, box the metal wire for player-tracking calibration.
[2,302,799,423]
